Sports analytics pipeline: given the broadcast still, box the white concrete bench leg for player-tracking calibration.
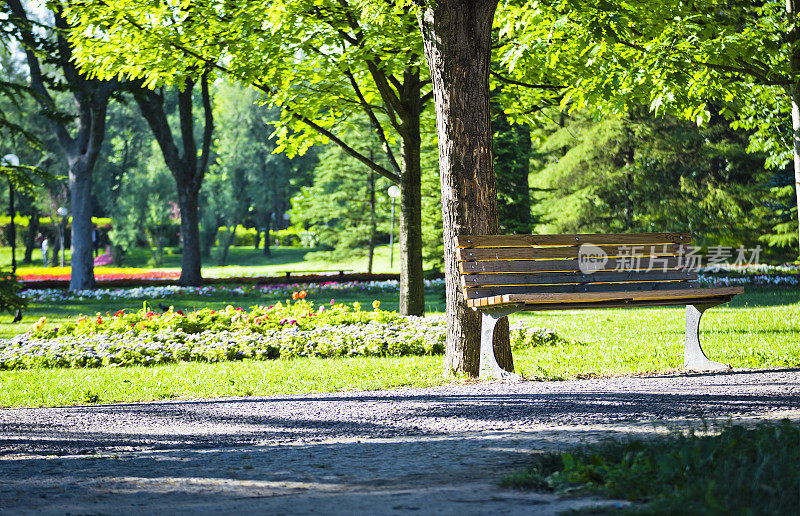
[684,304,731,371]
[480,305,524,380]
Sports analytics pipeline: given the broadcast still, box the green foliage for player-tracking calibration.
[530,110,782,253]
[505,420,800,515]
[108,141,177,265]
[290,124,394,257]
[0,271,27,315]
[493,109,534,234]
[8,301,446,369]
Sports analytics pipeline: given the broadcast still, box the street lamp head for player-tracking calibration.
[387,185,400,199]
[57,207,68,217]
[2,154,19,167]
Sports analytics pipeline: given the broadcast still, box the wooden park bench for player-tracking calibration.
[457,232,744,379]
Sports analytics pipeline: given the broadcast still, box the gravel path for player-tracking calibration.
[2,368,800,515]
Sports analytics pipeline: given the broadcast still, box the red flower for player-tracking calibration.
[177,310,184,316]
[96,316,103,324]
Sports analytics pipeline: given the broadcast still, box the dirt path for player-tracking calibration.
[2,369,800,515]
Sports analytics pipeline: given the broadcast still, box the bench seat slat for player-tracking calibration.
[459,244,684,261]
[465,287,744,308]
[517,296,736,311]
[458,232,691,248]
[459,257,687,274]
[462,270,696,287]
[464,281,697,299]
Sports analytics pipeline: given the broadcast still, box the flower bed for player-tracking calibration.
[0,300,560,370]
[18,267,180,285]
[21,279,446,302]
[17,267,407,288]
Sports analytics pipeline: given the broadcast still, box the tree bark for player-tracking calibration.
[419,0,514,376]
[178,182,203,284]
[398,69,426,315]
[68,156,96,290]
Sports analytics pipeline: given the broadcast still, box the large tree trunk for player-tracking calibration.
[789,0,800,257]
[7,0,115,291]
[68,157,96,290]
[419,0,513,376]
[178,183,202,285]
[134,76,212,286]
[398,70,426,316]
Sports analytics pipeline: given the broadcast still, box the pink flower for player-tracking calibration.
[330,299,335,305]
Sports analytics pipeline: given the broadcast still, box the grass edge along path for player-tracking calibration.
[500,419,800,515]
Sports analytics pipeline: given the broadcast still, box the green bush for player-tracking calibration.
[213,225,317,247]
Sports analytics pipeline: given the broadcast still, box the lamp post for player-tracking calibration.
[57,206,68,268]
[2,154,19,274]
[387,185,400,269]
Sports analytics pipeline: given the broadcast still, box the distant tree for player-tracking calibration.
[5,0,122,289]
[63,0,432,315]
[109,143,176,266]
[207,82,316,262]
[131,79,213,285]
[492,109,533,234]
[291,121,394,267]
[530,110,776,252]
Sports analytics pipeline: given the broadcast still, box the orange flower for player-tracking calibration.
[299,290,307,299]
[292,291,299,300]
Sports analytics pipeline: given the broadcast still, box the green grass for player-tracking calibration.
[0,355,445,408]
[511,288,800,379]
[500,419,800,515]
[0,287,796,407]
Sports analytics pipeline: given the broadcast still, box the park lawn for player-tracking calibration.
[511,287,800,379]
[0,287,797,407]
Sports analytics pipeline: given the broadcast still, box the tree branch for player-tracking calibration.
[133,88,182,177]
[5,0,72,150]
[177,78,198,173]
[344,69,402,174]
[489,70,563,90]
[197,70,214,191]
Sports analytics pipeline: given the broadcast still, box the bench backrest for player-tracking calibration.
[456,232,697,301]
